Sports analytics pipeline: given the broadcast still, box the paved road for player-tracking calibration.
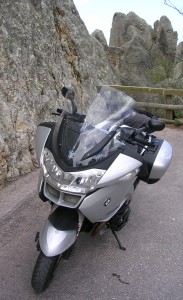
[0,127,183,300]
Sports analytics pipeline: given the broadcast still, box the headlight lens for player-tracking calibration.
[41,148,105,194]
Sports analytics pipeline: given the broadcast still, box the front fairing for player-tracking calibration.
[38,86,145,201]
[58,86,139,167]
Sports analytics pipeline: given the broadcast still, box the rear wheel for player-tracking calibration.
[31,251,60,293]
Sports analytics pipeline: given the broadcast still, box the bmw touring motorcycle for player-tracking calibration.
[31,86,173,292]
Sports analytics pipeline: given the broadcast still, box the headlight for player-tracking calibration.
[41,148,105,194]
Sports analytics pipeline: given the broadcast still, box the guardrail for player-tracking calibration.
[109,85,183,125]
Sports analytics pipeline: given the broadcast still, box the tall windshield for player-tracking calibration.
[60,86,138,167]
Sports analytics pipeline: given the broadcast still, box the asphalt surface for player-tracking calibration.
[0,127,183,300]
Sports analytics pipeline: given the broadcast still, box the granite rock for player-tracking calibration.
[0,0,117,184]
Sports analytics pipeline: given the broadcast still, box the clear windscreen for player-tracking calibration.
[63,86,143,167]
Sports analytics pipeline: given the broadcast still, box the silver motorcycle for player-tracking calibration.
[31,86,173,292]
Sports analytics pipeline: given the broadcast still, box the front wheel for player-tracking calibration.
[31,251,60,293]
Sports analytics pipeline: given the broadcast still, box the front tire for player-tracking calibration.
[31,251,60,293]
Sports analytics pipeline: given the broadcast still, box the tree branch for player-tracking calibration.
[164,0,183,15]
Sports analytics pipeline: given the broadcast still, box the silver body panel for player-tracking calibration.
[149,140,173,179]
[98,153,142,186]
[78,154,141,223]
[79,178,135,223]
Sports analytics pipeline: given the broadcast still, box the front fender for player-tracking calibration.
[39,207,78,257]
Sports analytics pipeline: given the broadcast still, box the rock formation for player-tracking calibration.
[108,12,179,87]
[0,0,117,184]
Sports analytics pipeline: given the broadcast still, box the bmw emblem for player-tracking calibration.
[104,198,111,206]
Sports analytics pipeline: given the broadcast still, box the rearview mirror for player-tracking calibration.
[61,86,77,114]
[61,86,75,101]
[148,119,165,132]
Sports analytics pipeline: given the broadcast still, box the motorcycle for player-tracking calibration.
[31,85,173,292]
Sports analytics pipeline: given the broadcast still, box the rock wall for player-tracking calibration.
[0,1,182,185]
[0,0,117,184]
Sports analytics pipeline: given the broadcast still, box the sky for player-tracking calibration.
[73,0,183,44]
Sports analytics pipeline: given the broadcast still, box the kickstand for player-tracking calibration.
[111,230,126,251]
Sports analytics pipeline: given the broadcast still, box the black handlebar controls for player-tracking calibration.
[133,136,154,147]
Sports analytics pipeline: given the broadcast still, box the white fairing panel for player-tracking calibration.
[98,153,142,186]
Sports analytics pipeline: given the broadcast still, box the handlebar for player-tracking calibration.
[120,126,155,147]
